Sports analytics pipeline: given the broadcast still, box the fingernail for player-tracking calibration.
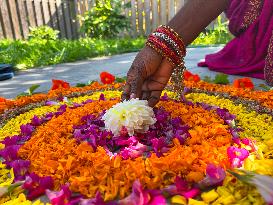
[130,93,136,99]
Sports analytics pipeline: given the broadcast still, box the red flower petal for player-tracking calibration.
[51,79,70,90]
[100,72,115,84]
[233,78,254,89]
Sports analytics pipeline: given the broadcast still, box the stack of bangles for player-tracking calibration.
[146,25,187,98]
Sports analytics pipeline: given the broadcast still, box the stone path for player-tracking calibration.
[0,46,266,99]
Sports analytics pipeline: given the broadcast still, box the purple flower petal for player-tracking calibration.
[154,108,170,123]
[20,124,34,136]
[44,112,54,120]
[9,160,30,181]
[160,93,169,101]
[183,87,191,94]
[180,95,194,106]
[83,99,93,104]
[174,126,190,145]
[71,103,82,109]
[45,101,59,106]
[151,137,169,157]
[57,104,67,113]
[1,135,21,146]
[99,93,105,101]
[198,164,226,188]
[230,127,241,140]
[216,108,236,124]
[31,115,43,126]
[0,145,21,163]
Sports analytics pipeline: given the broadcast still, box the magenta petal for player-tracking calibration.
[227,146,249,168]
[206,164,226,180]
[175,176,189,192]
[23,173,54,200]
[46,189,66,205]
[182,188,200,199]
[149,195,167,205]
[233,138,241,145]
[119,180,146,205]
[120,142,147,159]
[241,138,257,151]
[199,164,226,188]
[80,192,105,205]
[46,184,72,205]
[151,137,169,157]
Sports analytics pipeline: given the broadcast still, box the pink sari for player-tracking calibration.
[198,0,273,86]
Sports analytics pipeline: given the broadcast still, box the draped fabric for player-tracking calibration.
[198,0,273,86]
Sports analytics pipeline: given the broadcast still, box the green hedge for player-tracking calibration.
[0,26,232,70]
[0,38,146,70]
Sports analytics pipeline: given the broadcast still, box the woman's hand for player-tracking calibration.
[122,0,229,107]
[121,46,174,107]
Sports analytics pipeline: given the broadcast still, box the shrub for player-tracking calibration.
[192,16,233,45]
[28,26,60,40]
[79,0,130,38]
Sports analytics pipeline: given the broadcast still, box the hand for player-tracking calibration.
[122,46,174,107]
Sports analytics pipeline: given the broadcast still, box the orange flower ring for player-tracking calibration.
[18,99,232,201]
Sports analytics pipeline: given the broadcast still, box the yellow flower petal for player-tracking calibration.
[171,195,187,205]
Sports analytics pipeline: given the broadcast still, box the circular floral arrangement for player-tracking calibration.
[0,71,273,205]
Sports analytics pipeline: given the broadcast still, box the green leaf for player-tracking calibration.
[203,76,213,83]
[227,169,254,183]
[76,83,87,87]
[115,76,126,83]
[258,84,271,91]
[88,80,96,85]
[27,84,40,95]
[16,92,29,99]
[213,74,230,85]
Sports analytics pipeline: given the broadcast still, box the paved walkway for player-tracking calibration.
[0,47,265,99]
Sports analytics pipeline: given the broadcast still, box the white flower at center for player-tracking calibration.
[102,99,156,136]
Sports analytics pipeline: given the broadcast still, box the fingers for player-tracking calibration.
[122,67,144,101]
[121,46,163,101]
[121,84,131,101]
[141,59,174,106]
[142,91,150,101]
[148,91,162,107]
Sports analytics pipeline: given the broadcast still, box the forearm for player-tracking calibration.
[167,0,229,46]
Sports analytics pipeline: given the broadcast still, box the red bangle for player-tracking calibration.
[146,25,186,67]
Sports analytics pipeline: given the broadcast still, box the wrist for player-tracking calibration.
[146,25,186,68]
[145,25,187,99]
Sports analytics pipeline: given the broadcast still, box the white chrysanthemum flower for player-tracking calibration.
[102,99,156,136]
